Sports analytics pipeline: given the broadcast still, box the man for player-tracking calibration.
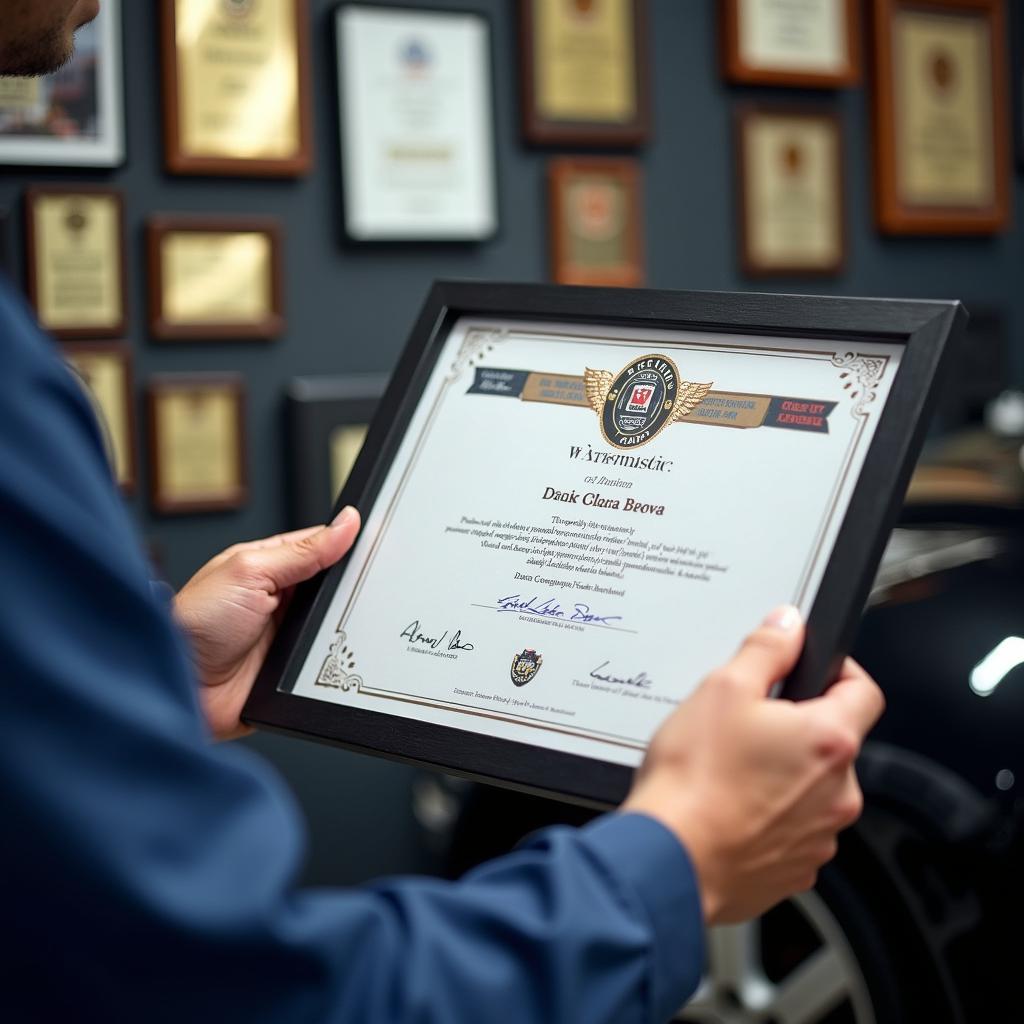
[1,3,884,1021]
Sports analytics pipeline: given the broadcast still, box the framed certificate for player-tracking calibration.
[737,107,845,276]
[63,342,136,493]
[287,375,388,528]
[160,0,313,177]
[146,216,284,341]
[548,157,644,287]
[336,4,498,242]
[244,282,965,806]
[0,0,124,167]
[519,0,650,146]
[721,0,860,88]
[147,374,247,514]
[25,186,127,339]
[872,0,1010,234]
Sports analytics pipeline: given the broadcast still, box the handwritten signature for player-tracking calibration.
[496,595,623,626]
[400,621,475,652]
[590,661,652,690]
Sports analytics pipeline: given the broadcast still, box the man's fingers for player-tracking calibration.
[814,662,886,737]
[715,606,804,698]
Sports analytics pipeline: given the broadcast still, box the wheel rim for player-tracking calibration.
[677,890,876,1024]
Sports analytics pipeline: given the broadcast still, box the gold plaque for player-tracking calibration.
[329,424,369,499]
[26,188,126,338]
[739,108,844,275]
[162,0,312,175]
[148,375,246,513]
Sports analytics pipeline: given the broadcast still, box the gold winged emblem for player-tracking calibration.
[583,368,713,421]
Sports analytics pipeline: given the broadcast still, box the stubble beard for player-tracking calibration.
[0,1,85,78]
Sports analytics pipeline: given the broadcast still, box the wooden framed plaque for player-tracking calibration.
[519,0,650,146]
[160,0,313,177]
[244,281,964,806]
[63,342,136,493]
[24,186,127,340]
[737,107,845,277]
[722,0,861,87]
[871,0,1010,234]
[549,157,643,287]
[147,374,247,514]
[147,216,284,341]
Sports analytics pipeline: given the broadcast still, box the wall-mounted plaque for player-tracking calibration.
[722,0,860,87]
[147,216,284,341]
[25,186,127,339]
[549,157,643,287]
[519,0,650,146]
[737,107,845,276]
[63,342,136,493]
[0,0,124,167]
[872,0,1010,234]
[160,0,313,177]
[147,374,247,514]
[336,4,498,242]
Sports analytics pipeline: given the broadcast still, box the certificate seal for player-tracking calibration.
[511,649,543,687]
[584,354,713,450]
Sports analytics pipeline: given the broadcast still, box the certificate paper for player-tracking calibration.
[289,318,900,769]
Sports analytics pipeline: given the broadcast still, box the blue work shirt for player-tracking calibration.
[0,280,704,1023]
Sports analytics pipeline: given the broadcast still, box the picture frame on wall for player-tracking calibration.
[871,0,1010,234]
[146,216,285,341]
[519,0,650,147]
[548,156,644,287]
[0,0,124,167]
[63,341,136,494]
[335,3,498,242]
[25,185,128,340]
[160,0,313,177]
[736,106,846,277]
[721,0,861,88]
[147,373,248,515]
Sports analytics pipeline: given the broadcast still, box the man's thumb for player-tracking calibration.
[249,507,361,592]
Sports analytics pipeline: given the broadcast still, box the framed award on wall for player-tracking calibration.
[872,0,1010,235]
[160,0,313,177]
[24,186,127,340]
[722,0,861,87]
[519,0,650,146]
[737,107,845,277]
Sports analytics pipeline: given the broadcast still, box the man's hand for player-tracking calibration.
[173,507,361,740]
[622,606,884,925]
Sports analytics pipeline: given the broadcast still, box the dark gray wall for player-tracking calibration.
[2,0,1022,884]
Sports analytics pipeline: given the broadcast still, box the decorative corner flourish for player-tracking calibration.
[315,630,363,693]
[449,328,505,381]
[830,352,888,419]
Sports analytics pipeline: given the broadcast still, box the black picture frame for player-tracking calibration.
[286,374,388,528]
[245,281,965,808]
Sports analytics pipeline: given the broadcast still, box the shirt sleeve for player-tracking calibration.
[0,284,704,1024]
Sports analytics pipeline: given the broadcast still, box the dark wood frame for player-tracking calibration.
[736,106,847,278]
[871,0,1011,235]
[159,0,314,177]
[24,185,128,340]
[286,374,389,528]
[244,281,966,808]
[146,215,285,341]
[722,0,861,87]
[335,2,500,243]
[548,156,644,287]
[1014,0,1024,170]
[62,341,137,495]
[519,0,651,147]
[146,373,248,515]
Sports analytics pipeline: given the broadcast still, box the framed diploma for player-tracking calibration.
[244,282,965,806]
[721,0,861,87]
[24,186,127,340]
[160,0,313,177]
[737,107,845,276]
[548,157,644,287]
[336,4,498,242]
[872,0,1011,234]
[519,0,650,146]
[63,342,136,493]
[146,216,284,341]
[147,374,247,514]
[287,375,388,528]
[0,0,124,167]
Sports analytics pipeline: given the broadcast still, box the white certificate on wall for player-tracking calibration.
[336,4,498,242]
